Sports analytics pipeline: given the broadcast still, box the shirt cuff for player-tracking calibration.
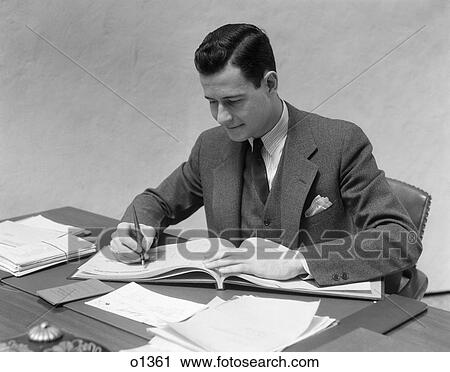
[296,252,313,280]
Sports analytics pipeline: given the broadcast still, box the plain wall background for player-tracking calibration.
[1,0,448,292]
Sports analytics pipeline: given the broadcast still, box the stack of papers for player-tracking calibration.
[116,291,335,352]
[16,215,86,235]
[149,296,335,351]
[0,215,95,276]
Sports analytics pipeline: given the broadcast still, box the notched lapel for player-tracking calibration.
[212,141,247,239]
[281,103,318,247]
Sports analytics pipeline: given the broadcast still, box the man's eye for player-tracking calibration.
[226,100,240,105]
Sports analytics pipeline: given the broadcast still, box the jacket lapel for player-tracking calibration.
[212,141,247,240]
[281,103,318,247]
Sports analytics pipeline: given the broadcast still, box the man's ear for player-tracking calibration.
[263,71,278,93]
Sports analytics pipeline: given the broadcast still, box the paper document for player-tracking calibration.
[37,279,114,305]
[0,221,62,247]
[141,315,335,352]
[123,296,335,352]
[145,295,335,352]
[168,296,320,351]
[16,215,84,235]
[86,282,208,327]
[122,296,226,352]
[0,219,95,277]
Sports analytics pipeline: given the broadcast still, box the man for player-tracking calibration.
[111,23,421,287]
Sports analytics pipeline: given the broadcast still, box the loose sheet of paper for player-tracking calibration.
[86,282,207,327]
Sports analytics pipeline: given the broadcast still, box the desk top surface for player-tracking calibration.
[0,207,449,351]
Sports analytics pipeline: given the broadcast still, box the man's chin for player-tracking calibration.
[225,128,249,142]
[227,135,249,143]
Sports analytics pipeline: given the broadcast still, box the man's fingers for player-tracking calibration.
[141,234,155,251]
[204,249,233,262]
[115,223,155,238]
[110,235,143,263]
[140,225,155,236]
[111,236,140,252]
[217,264,248,275]
[109,222,156,264]
[114,222,133,239]
[112,223,156,249]
[204,247,249,262]
[204,258,243,270]
[110,243,140,264]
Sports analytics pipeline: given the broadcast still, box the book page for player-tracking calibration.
[73,238,228,284]
[235,274,372,291]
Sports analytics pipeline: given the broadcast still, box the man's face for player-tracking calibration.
[200,63,276,142]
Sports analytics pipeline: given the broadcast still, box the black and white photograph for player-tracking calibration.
[0,0,449,366]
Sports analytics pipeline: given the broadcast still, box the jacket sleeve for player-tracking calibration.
[121,134,204,229]
[305,125,422,286]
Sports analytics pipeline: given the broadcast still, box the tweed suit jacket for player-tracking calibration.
[122,102,422,286]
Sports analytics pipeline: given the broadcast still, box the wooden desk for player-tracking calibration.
[386,306,450,351]
[1,207,449,351]
[0,283,148,350]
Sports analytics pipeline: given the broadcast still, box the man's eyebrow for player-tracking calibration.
[204,94,244,100]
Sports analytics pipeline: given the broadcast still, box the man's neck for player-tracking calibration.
[261,96,283,137]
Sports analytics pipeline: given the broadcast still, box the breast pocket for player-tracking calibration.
[303,202,337,227]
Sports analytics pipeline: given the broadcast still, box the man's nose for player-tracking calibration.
[216,103,233,125]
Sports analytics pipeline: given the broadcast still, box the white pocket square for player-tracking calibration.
[305,195,333,218]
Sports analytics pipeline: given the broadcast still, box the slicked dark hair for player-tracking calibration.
[194,23,276,88]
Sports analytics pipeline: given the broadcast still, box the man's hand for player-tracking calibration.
[110,222,156,264]
[203,237,306,280]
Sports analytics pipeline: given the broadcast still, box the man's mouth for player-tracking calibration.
[228,124,244,129]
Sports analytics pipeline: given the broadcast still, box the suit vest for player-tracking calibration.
[240,146,284,244]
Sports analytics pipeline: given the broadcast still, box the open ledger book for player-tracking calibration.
[72,238,383,300]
